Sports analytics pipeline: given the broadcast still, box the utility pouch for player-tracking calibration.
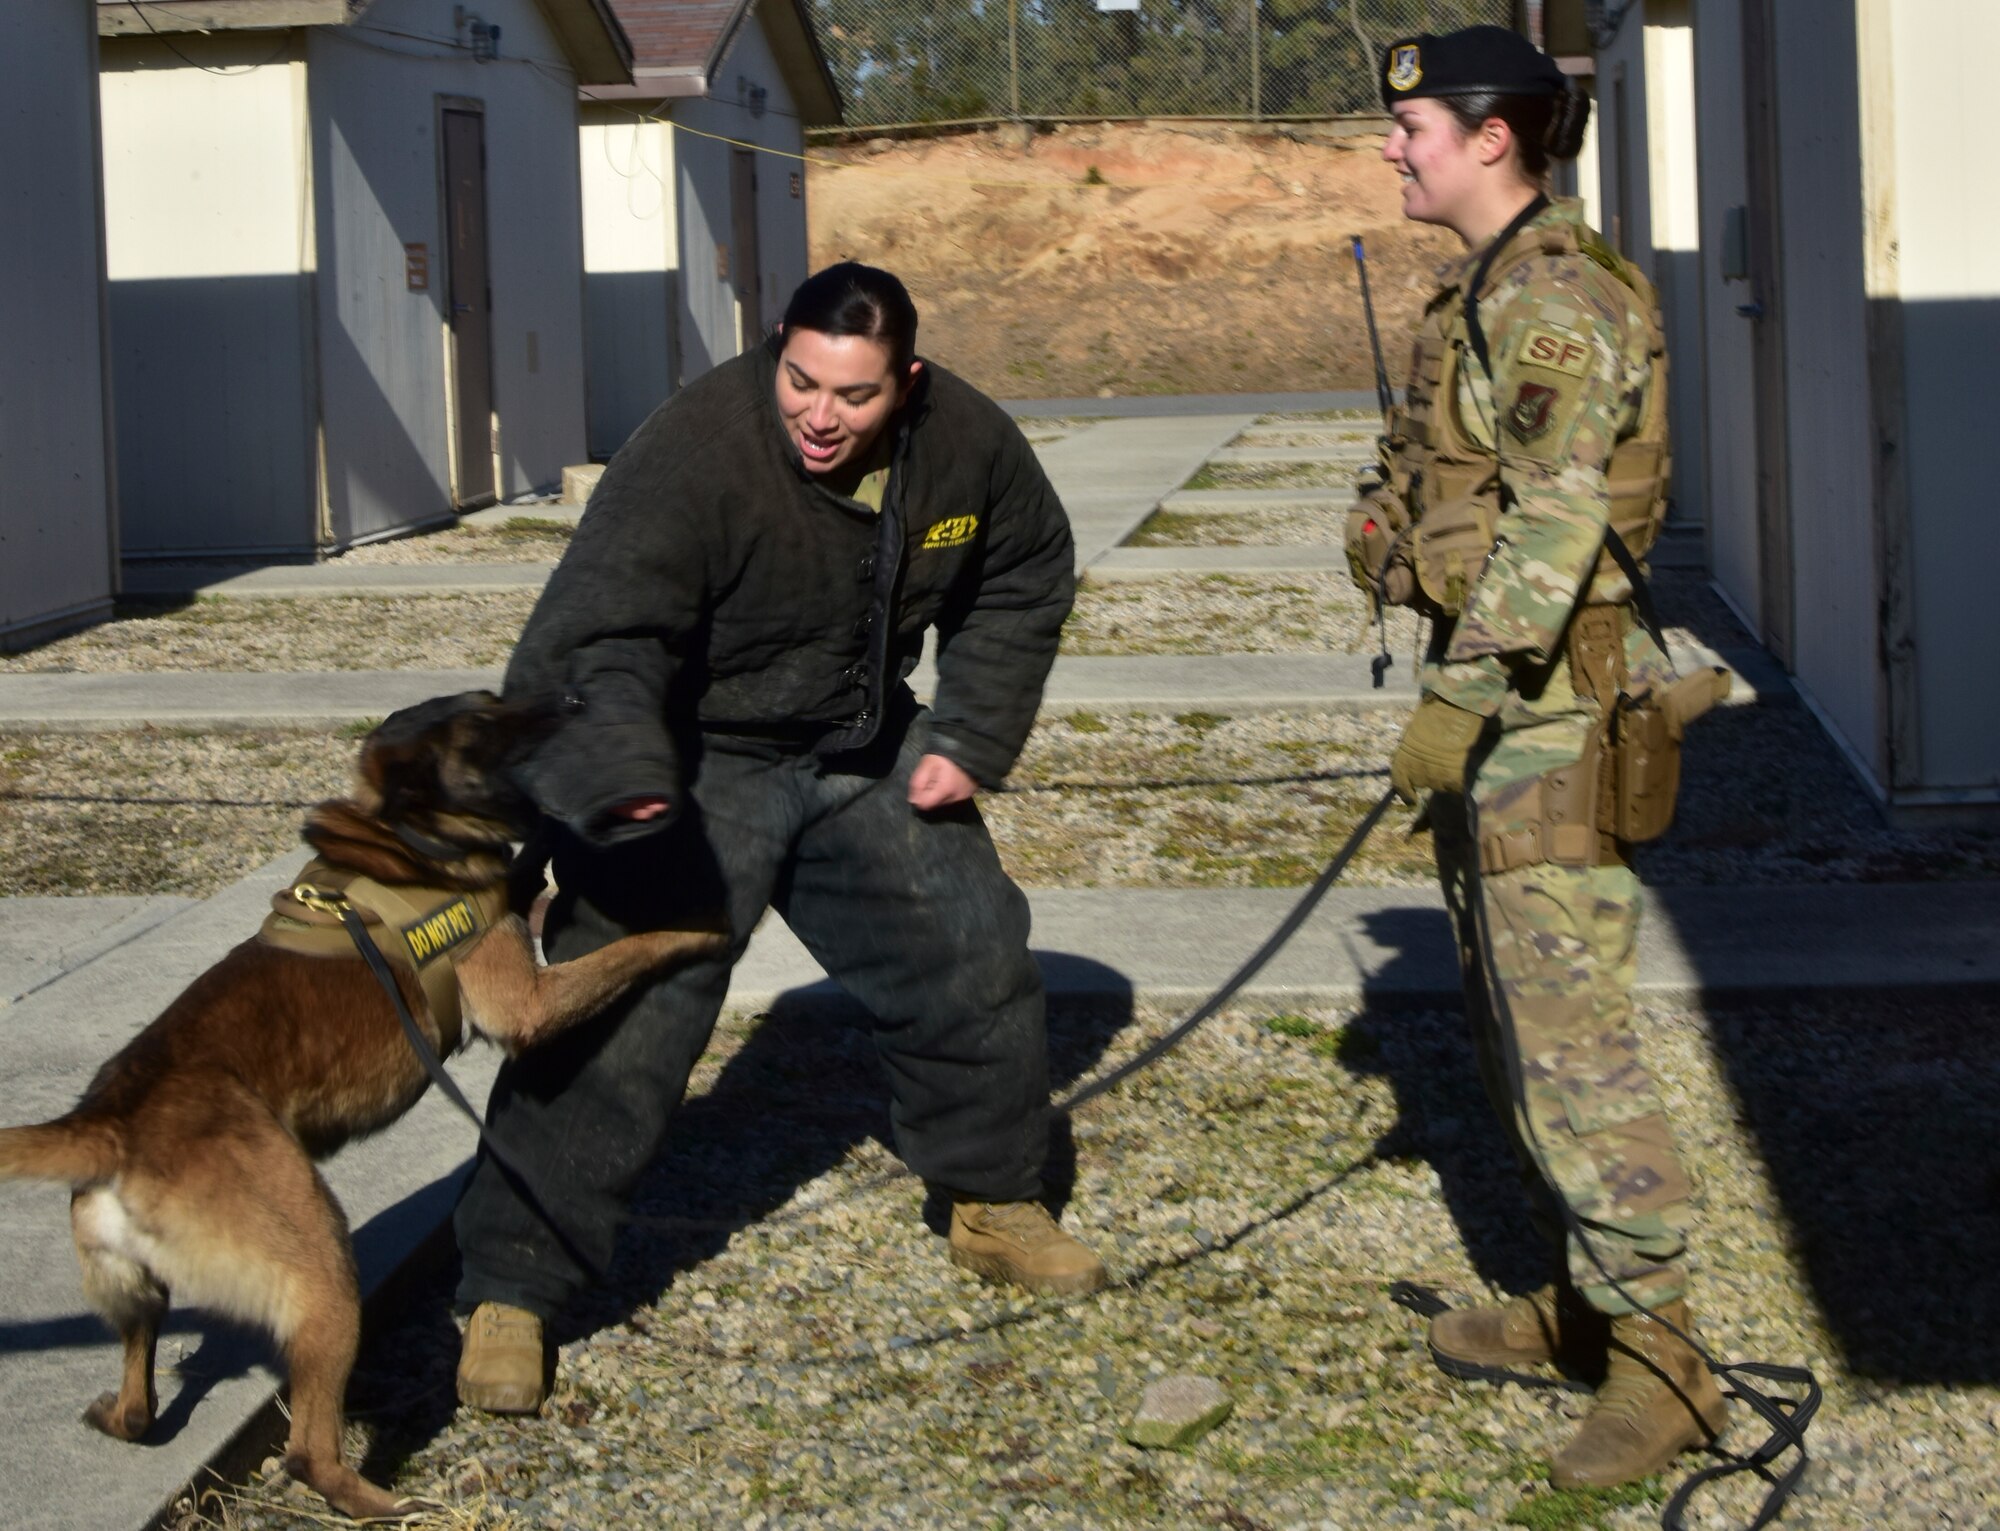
[1477,723,1609,875]
[1344,479,1419,608]
[1607,666,1732,844]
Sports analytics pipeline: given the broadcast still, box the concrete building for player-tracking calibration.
[2,0,119,650]
[95,0,631,559]
[1559,0,1999,820]
[577,0,840,459]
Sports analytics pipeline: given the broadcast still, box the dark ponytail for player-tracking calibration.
[780,262,920,372]
[1441,78,1591,180]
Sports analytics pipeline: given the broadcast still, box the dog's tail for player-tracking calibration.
[0,1119,122,1185]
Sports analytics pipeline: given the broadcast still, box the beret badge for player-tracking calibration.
[1387,43,1423,92]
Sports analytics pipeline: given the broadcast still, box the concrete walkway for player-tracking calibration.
[0,852,503,1531]
[1004,390,1375,419]
[118,545,1360,603]
[120,414,1259,602]
[0,638,1783,733]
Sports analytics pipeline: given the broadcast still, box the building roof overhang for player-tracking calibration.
[98,0,635,85]
[580,0,840,126]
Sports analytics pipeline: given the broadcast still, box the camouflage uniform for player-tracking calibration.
[1402,199,1693,1316]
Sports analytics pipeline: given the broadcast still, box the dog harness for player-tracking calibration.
[259,859,511,1048]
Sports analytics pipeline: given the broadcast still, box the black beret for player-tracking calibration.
[1380,25,1568,111]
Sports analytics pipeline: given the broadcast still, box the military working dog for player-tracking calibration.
[0,691,721,1520]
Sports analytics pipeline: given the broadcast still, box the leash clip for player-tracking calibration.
[292,882,353,916]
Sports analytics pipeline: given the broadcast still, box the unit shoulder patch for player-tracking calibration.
[1506,381,1563,443]
[1517,324,1593,379]
[920,514,981,551]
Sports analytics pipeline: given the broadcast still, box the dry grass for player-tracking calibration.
[0,728,353,895]
[0,594,535,674]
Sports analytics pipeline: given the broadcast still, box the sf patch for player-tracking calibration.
[920,514,980,550]
[1386,43,1422,92]
[1519,325,1592,378]
[1507,381,1562,443]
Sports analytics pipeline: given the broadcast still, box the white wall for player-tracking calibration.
[672,14,809,382]
[580,107,676,456]
[1639,7,1706,534]
[99,33,318,556]
[310,0,589,544]
[0,0,117,645]
[1879,0,2000,792]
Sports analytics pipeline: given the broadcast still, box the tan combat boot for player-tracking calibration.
[1551,1300,1729,1488]
[456,1302,549,1415]
[949,1200,1108,1296]
[1428,1282,1608,1383]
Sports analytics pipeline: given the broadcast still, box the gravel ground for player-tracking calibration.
[1065,573,1393,656]
[0,594,537,674]
[1184,461,1356,492]
[169,992,2000,1531]
[0,728,353,895]
[1228,430,1375,450]
[1127,507,1344,548]
[332,519,575,566]
[1251,410,1377,424]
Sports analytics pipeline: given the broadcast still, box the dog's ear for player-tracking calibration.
[360,691,500,813]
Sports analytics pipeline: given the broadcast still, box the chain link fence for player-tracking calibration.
[810,0,1517,132]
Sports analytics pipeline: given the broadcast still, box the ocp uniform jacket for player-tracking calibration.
[502,338,1075,845]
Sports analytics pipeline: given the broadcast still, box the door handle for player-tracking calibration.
[453,302,474,314]
[1735,300,1766,319]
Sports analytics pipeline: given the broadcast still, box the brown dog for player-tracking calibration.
[0,691,718,1520]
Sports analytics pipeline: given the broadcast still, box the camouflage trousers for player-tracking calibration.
[1425,652,1695,1316]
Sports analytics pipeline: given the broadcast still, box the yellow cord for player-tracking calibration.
[583,94,1237,191]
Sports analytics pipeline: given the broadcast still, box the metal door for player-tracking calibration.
[1740,0,1793,663]
[730,148,764,351]
[443,106,497,509]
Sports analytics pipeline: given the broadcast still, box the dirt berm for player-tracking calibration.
[807,120,1460,399]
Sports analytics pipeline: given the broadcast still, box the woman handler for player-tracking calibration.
[1346,27,1729,1486]
[453,263,1104,1414]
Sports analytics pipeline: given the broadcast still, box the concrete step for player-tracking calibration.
[560,463,604,504]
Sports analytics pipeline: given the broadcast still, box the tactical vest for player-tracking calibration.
[259,859,511,1051]
[1370,213,1671,616]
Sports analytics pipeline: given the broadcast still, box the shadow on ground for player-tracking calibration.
[343,963,1136,1490]
[1338,570,2000,1391]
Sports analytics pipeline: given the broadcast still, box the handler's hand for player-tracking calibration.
[610,795,673,822]
[907,753,978,812]
[1389,695,1489,803]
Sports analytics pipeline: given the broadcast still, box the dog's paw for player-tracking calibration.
[82,1389,152,1441]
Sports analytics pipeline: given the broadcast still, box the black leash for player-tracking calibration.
[334,905,611,1283]
[1056,786,1395,1114]
[1464,801,1819,1531]
[334,787,1395,1268]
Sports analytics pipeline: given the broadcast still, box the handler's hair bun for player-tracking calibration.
[1546,79,1592,161]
